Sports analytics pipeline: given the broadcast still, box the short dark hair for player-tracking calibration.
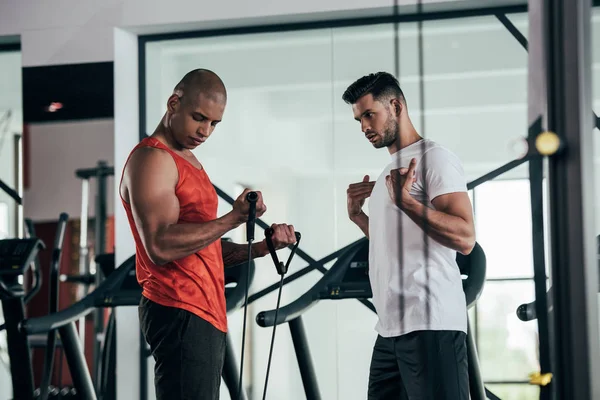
[173,68,227,104]
[342,72,405,105]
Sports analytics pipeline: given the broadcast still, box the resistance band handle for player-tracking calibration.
[264,228,283,273]
[264,229,301,276]
[246,191,258,242]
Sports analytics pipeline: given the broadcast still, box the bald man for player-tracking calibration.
[119,69,297,400]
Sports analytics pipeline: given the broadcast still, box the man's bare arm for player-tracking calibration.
[401,192,475,255]
[221,223,298,268]
[124,147,245,265]
[221,240,269,268]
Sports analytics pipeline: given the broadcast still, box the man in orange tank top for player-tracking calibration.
[119,69,298,400]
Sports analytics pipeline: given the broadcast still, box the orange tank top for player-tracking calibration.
[120,137,227,332]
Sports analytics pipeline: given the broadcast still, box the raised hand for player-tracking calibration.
[232,188,267,224]
[386,158,417,209]
[347,175,375,219]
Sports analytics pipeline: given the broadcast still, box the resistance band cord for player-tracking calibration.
[236,240,253,400]
[261,229,300,400]
[237,191,258,400]
[236,191,301,400]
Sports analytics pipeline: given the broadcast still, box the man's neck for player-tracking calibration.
[152,118,186,153]
[388,127,422,155]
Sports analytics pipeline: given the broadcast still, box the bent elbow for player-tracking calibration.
[147,243,170,266]
[457,234,476,256]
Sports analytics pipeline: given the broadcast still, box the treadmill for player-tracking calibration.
[1,238,255,400]
[256,239,490,400]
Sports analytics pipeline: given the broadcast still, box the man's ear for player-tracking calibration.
[390,98,402,116]
[167,94,181,113]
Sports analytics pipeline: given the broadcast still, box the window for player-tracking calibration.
[472,179,542,397]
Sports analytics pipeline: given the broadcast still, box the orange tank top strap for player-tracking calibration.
[119,137,181,198]
[141,137,189,170]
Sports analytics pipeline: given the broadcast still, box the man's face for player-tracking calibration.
[167,92,225,150]
[351,94,397,149]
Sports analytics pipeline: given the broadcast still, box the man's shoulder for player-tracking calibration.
[129,145,174,166]
[420,140,461,162]
[420,139,447,152]
[125,145,178,181]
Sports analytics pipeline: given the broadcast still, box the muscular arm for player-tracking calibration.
[350,212,370,239]
[221,240,269,268]
[123,147,243,265]
[401,192,475,255]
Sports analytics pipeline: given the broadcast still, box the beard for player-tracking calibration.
[371,114,398,149]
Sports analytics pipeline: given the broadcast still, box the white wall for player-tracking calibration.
[113,27,142,400]
[24,120,115,222]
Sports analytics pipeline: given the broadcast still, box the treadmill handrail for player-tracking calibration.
[20,255,136,335]
[256,239,367,327]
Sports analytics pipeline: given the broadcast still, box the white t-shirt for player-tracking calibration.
[368,138,468,337]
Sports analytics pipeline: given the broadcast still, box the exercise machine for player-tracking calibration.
[3,238,258,399]
[256,239,491,400]
[59,161,114,386]
[516,235,600,323]
[0,231,77,400]
[8,250,137,400]
[0,207,127,400]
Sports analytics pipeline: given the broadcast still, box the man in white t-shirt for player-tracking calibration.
[343,72,476,400]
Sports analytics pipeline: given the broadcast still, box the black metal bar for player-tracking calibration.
[222,332,247,400]
[95,161,108,256]
[59,322,97,400]
[543,0,600,398]
[138,37,147,142]
[288,317,321,400]
[485,388,502,400]
[40,213,69,400]
[139,329,148,400]
[495,13,528,50]
[0,43,21,52]
[75,164,114,180]
[466,156,531,191]
[2,297,35,399]
[0,177,22,205]
[23,218,42,305]
[466,318,486,400]
[527,119,552,400]
[496,10,600,136]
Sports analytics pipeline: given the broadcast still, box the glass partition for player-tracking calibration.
[143,8,600,399]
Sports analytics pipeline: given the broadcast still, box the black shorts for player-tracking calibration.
[368,330,469,400]
[138,296,227,400]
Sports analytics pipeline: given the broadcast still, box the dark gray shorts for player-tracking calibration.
[139,296,227,400]
[368,330,469,400]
